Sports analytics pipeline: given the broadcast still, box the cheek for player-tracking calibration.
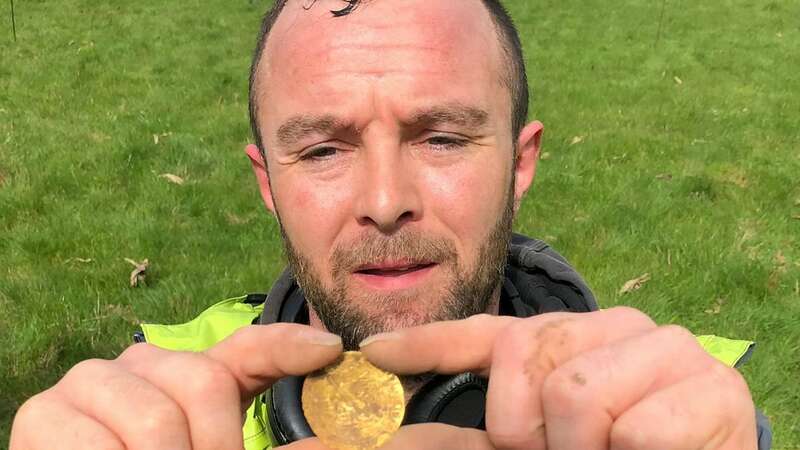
[274,178,351,260]
[422,158,510,243]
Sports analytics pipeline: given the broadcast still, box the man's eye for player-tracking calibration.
[301,147,338,160]
[426,136,468,150]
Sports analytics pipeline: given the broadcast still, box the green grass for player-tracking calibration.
[1,0,798,447]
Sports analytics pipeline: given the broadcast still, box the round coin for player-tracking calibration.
[302,351,405,450]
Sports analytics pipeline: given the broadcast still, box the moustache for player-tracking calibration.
[330,230,458,274]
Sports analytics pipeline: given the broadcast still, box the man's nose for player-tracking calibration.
[353,149,422,233]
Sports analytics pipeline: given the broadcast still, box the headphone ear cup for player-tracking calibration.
[404,373,488,429]
[269,375,315,444]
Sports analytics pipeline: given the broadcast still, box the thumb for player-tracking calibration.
[204,324,343,406]
[276,424,494,450]
[381,423,495,450]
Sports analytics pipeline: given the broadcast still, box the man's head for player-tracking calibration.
[245,0,543,349]
[249,0,530,160]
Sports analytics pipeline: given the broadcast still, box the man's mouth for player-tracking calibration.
[354,262,436,277]
[350,261,438,290]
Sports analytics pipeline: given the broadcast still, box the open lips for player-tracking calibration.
[354,262,437,277]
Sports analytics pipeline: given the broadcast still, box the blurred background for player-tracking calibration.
[1,0,798,446]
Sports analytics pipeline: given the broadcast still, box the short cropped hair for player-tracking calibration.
[248,0,529,161]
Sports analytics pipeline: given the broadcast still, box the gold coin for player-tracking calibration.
[302,351,405,450]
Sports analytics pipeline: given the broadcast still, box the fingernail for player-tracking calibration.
[303,329,342,346]
[359,332,401,348]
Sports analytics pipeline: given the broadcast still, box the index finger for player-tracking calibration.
[204,323,343,402]
[358,308,656,377]
[358,313,519,376]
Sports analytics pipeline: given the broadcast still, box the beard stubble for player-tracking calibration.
[279,188,515,351]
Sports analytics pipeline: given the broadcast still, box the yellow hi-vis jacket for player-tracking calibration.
[139,294,756,450]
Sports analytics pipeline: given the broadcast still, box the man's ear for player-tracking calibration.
[513,120,544,214]
[245,144,276,214]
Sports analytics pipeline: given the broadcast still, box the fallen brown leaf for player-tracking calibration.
[775,251,787,268]
[720,168,749,188]
[153,132,172,145]
[89,131,111,143]
[225,211,249,225]
[125,258,150,287]
[570,136,585,146]
[619,273,651,295]
[159,173,185,185]
[704,297,725,315]
[64,257,93,264]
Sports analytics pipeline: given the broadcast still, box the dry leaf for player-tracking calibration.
[225,211,249,225]
[720,168,749,188]
[570,136,585,145]
[153,132,172,145]
[704,297,725,315]
[674,76,683,85]
[89,131,111,143]
[540,152,551,160]
[619,273,651,295]
[125,258,150,287]
[775,251,787,268]
[65,257,93,264]
[159,173,185,185]
[655,173,673,181]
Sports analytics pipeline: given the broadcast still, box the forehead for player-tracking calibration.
[256,0,507,125]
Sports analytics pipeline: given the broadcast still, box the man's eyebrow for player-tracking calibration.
[407,104,490,129]
[276,115,346,147]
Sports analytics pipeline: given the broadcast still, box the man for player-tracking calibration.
[10,0,770,449]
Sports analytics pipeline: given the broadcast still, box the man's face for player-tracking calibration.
[249,0,541,349]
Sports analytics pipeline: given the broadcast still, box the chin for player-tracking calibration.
[353,290,448,331]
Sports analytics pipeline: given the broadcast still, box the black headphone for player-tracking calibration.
[255,260,591,445]
[258,285,491,445]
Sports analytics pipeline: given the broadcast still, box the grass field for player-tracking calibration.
[1,0,798,447]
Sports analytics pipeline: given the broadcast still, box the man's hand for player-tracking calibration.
[360,307,758,450]
[9,324,343,450]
